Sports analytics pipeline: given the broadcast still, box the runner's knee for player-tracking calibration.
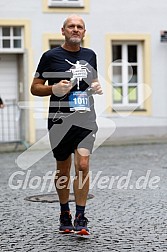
[75,160,89,176]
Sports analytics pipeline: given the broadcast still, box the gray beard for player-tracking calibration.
[69,37,81,44]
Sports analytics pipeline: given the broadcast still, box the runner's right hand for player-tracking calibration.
[52,80,73,97]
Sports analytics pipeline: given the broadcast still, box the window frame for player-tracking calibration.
[0,26,24,53]
[42,0,89,13]
[43,32,89,51]
[48,0,84,8]
[111,41,143,110]
[105,34,151,115]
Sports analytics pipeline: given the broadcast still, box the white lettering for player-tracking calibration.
[8,171,25,190]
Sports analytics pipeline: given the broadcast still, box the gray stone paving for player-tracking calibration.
[0,143,167,251]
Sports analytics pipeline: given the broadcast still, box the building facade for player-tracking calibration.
[0,0,167,146]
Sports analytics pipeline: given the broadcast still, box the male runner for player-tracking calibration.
[31,15,102,235]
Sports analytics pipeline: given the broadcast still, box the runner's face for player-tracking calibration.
[62,17,86,44]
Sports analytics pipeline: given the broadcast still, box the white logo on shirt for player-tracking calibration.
[65,59,91,89]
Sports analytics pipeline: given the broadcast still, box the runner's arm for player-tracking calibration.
[31,78,72,97]
[30,78,52,96]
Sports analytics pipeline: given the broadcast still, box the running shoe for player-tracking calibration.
[74,213,90,235]
[59,211,74,233]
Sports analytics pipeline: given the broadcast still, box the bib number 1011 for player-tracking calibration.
[73,97,88,105]
[69,91,90,112]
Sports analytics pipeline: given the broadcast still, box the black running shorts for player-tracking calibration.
[49,124,97,161]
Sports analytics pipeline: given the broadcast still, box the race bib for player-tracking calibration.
[69,91,90,112]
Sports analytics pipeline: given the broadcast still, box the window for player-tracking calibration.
[48,0,84,8]
[49,39,83,49]
[49,40,64,49]
[111,42,143,110]
[0,26,23,51]
[43,0,89,13]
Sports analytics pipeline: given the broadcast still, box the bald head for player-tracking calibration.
[61,14,86,49]
[63,15,85,29]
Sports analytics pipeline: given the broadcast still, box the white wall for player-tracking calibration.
[0,0,167,140]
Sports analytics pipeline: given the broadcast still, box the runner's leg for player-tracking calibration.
[55,155,72,205]
[73,148,90,207]
[73,148,90,234]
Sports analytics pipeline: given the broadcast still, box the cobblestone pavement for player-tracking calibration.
[0,143,167,252]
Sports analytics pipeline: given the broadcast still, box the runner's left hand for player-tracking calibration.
[91,81,103,95]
